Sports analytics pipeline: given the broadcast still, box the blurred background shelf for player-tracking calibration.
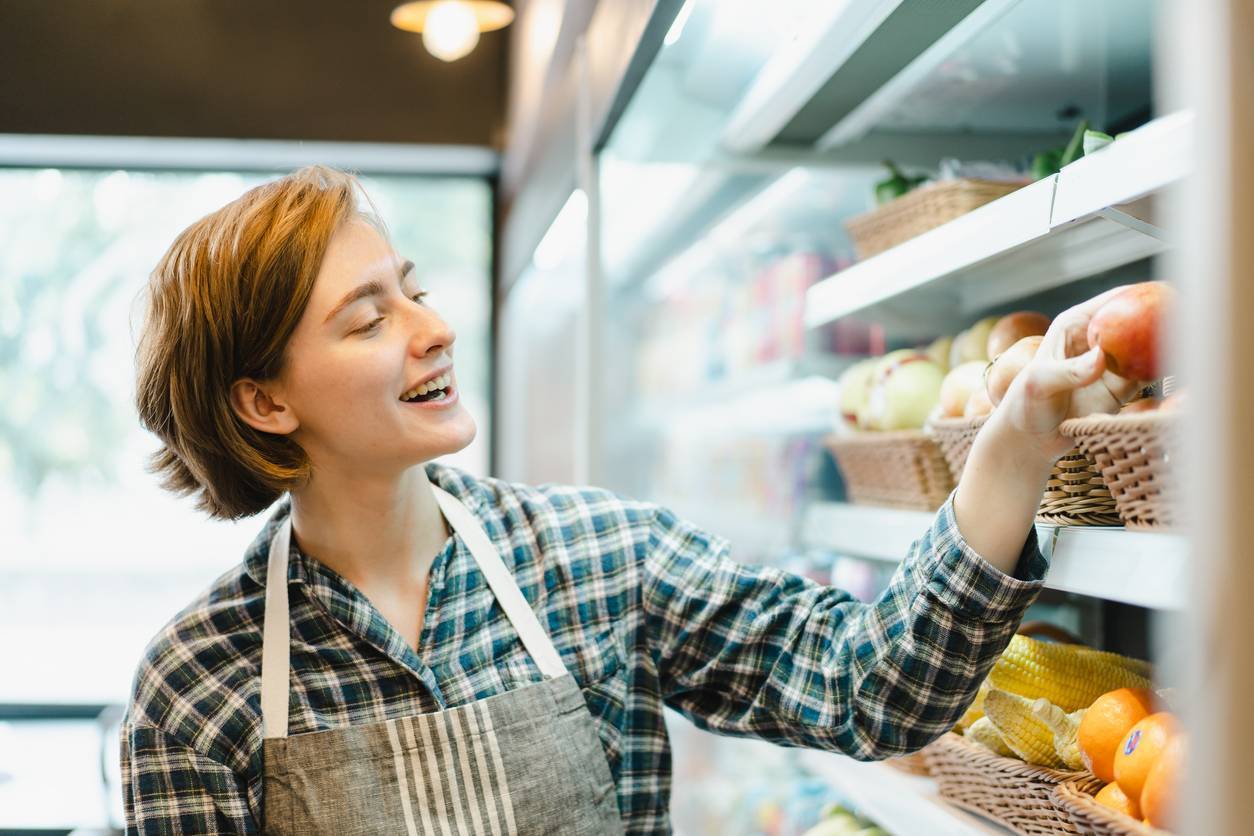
[805,111,1190,338]
[802,502,1189,609]
[798,750,1012,835]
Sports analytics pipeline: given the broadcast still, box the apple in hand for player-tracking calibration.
[1087,281,1175,381]
[987,311,1050,359]
[986,335,1044,406]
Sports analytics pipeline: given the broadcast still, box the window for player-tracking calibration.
[0,167,492,705]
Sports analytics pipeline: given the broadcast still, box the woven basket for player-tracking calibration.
[1037,450,1123,526]
[825,431,954,512]
[925,416,1121,526]
[924,732,1101,835]
[1053,779,1173,835]
[845,178,1028,260]
[926,415,987,481]
[1062,412,1178,530]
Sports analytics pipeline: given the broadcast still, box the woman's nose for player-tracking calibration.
[408,303,456,355]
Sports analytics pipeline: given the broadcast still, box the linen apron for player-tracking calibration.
[259,484,625,835]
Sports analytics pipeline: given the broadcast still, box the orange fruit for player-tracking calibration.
[1115,712,1181,802]
[1094,781,1141,820]
[1078,688,1157,783]
[1141,734,1186,829]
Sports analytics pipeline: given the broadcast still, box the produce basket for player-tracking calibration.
[845,178,1028,260]
[825,431,954,512]
[924,732,1101,835]
[925,416,1121,526]
[926,415,987,481]
[1037,450,1123,527]
[1053,779,1173,836]
[1061,411,1179,530]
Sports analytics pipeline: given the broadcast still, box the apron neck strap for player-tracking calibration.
[260,483,569,740]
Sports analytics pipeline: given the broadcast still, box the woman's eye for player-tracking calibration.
[356,317,384,334]
[411,290,429,305]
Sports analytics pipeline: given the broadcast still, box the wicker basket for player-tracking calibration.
[845,178,1028,260]
[1053,779,1173,835]
[1061,412,1179,530]
[925,416,1122,526]
[924,732,1101,835]
[926,415,987,481]
[1037,450,1123,526]
[825,431,954,512]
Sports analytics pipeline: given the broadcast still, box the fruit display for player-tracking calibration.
[952,632,1185,833]
[987,311,1050,359]
[835,350,945,432]
[986,335,1044,406]
[1087,281,1176,381]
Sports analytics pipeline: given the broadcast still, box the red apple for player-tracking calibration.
[986,335,1043,406]
[987,311,1051,359]
[1087,282,1175,381]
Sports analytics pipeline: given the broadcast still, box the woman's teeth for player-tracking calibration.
[402,372,452,402]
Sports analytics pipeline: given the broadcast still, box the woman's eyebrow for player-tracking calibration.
[323,259,416,325]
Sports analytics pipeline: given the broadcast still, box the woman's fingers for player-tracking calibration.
[1039,284,1133,360]
[1023,345,1106,400]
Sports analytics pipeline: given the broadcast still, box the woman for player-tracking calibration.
[122,166,1136,834]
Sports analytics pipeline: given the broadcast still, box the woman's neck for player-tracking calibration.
[287,463,451,592]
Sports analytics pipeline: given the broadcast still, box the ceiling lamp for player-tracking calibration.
[390,1,514,63]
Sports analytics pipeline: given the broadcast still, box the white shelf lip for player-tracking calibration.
[802,502,1189,609]
[798,749,1012,835]
[804,111,1193,331]
[816,0,1024,150]
[720,0,905,153]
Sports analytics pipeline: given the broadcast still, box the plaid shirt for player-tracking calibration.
[121,462,1047,834]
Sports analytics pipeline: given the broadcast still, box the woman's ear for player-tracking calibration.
[230,378,300,436]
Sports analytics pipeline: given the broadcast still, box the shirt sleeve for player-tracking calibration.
[122,721,260,834]
[643,491,1048,760]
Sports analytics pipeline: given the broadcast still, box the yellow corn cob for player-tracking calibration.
[1030,697,1086,770]
[955,680,990,732]
[989,635,1152,712]
[1072,645,1154,679]
[983,688,1065,768]
[965,715,1015,758]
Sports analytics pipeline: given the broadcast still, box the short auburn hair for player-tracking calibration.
[134,165,378,521]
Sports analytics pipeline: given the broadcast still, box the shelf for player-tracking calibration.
[798,749,1011,836]
[804,112,1191,337]
[634,355,853,436]
[802,502,1189,609]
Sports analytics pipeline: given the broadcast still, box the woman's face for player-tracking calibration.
[272,218,476,476]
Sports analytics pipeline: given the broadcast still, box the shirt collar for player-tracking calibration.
[240,461,490,590]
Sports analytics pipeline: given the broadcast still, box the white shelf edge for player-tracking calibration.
[816,0,1025,150]
[801,502,1189,610]
[804,176,1058,328]
[720,0,904,153]
[798,750,1012,836]
[804,111,1192,331]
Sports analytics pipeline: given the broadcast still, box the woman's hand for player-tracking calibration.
[953,287,1144,574]
[995,286,1145,462]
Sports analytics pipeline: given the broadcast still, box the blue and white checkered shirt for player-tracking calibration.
[121,461,1047,833]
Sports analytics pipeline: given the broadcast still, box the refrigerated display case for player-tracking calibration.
[497,0,1250,831]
